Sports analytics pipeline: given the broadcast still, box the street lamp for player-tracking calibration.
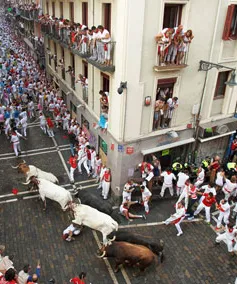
[193,60,237,156]
[199,60,237,86]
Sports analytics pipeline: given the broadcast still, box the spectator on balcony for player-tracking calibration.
[163,96,178,128]
[76,74,88,89]
[78,28,89,54]
[97,25,111,66]
[177,29,194,65]
[153,98,165,130]
[100,91,109,113]
[155,29,172,66]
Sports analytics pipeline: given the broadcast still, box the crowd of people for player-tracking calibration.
[39,14,112,67]
[119,154,237,253]
[155,24,194,66]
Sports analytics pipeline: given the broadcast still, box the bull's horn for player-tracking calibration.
[108,236,116,242]
[77,198,81,204]
[96,251,106,258]
[21,160,26,164]
[22,180,31,185]
[11,165,19,169]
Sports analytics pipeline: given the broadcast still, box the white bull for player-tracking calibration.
[71,203,118,245]
[26,165,59,184]
[24,177,72,210]
[12,161,59,184]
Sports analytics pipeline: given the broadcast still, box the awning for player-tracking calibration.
[141,138,195,156]
[198,131,235,143]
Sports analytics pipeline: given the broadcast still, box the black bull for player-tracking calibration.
[74,190,120,222]
[108,230,164,262]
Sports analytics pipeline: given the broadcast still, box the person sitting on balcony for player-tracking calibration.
[177,29,194,65]
[155,29,172,66]
[97,25,111,66]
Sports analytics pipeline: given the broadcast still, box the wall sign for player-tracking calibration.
[118,145,124,152]
[126,147,134,155]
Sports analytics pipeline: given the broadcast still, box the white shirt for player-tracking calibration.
[216,172,224,187]
[223,179,237,194]
[161,171,176,184]
[142,187,152,201]
[177,172,189,187]
[18,270,29,284]
[101,29,111,43]
[197,169,205,182]
[201,185,216,196]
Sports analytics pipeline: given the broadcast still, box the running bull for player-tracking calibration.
[97,241,157,273]
[23,176,72,210]
[108,230,164,262]
[69,202,118,245]
[12,160,59,184]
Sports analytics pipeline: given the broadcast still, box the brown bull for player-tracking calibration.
[97,241,156,273]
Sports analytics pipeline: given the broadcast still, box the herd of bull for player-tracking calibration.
[12,160,164,275]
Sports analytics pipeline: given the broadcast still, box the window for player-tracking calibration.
[71,53,75,90]
[82,2,88,27]
[52,2,55,17]
[223,5,237,40]
[69,2,74,22]
[99,136,108,155]
[82,61,88,78]
[103,3,111,32]
[48,39,51,66]
[70,102,77,118]
[59,2,63,18]
[53,42,57,71]
[214,71,230,99]
[61,47,65,80]
[163,4,182,28]
[101,72,110,92]
[46,2,49,14]
[153,78,177,131]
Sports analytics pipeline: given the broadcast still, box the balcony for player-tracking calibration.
[41,22,115,73]
[154,42,189,72]
[19,10,34,21]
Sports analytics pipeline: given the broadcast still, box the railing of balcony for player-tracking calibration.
[40,21,115,72]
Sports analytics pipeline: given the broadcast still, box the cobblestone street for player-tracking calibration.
[0,122,237,283]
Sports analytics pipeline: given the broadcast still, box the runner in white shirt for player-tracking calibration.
[215,223,237,254]
[194,167,205,188]
[10,129,26,156]
[176,170,189,196]
[140,185,152,214]
[222,176,237,200]
[39,112,47,134]
[160,168,176,197]
[215,199,230,230]
[62,223,80,242]
[122,180,138,203]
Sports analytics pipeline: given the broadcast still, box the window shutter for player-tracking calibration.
[222,4,235,40]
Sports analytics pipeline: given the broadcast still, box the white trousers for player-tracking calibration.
[40,123,47,134]
[102,181,110,199]
[21,126,27,137]
[161,183,173,197]
[194,180,203,188]
[216,211,230,228]
[216,233,234,252]
[63,121,69,130]
[176,185,185,196]
[177,190,189,209]
[143,200,149,213]
[48,129,54,137]
[69,167,76,182]
[194,203,211,222]
[78,157,90,174]
[13,142,21,156]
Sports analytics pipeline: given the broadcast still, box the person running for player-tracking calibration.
[68,154,78,184]
[163,202,186,236]
[140,185,152,215]
[10,128,26,157]
[193,192,217,224]
[215,223,237,255]
[215,199,230,230]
